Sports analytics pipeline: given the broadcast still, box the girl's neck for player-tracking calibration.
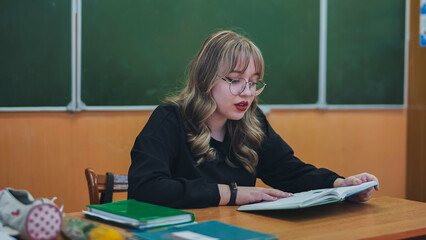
[206,113,227,142]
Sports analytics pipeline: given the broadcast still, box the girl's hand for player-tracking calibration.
[333,173,379,202]
[218,184,293,206]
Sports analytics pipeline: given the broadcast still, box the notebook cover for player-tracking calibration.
[86,199,194,222]
[134,220,277,240]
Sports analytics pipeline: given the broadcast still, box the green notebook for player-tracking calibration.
[134,220,277,240]
[83,199,194,229]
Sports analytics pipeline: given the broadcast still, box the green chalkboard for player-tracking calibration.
[0,0,71,107]
[327,0,405,105]
[0,0,406,109]
[81,0,320,106]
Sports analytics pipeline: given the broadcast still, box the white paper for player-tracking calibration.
[238,181,378,211]
[171,231,219,240]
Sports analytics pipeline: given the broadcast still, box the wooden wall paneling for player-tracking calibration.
[406,0,426,202]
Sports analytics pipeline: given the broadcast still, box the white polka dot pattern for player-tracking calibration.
[25,203,62,240]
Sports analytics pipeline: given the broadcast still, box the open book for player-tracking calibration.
[238,181,378,211]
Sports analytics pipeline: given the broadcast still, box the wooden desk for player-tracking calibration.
[66,196,426,240]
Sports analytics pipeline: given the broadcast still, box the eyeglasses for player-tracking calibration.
[219,76,266,96]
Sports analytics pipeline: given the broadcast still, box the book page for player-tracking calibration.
[299,190,340,207]
[238,188,337,211]
[238,181,378,211]
[333,181,378,199]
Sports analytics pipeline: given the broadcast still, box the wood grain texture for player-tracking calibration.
[407,0,426,202]
[186,197,426,240]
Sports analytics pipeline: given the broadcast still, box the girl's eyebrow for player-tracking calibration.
[229,70,260,77]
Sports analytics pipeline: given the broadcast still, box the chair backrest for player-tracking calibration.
[84,168,128,205]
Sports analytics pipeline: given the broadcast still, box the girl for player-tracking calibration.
[128,30,379,208]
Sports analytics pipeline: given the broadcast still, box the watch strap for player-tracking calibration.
[227,182,238,206]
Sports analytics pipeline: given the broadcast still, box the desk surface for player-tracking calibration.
[67,196,426,240]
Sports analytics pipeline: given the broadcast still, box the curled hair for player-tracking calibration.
[169,30,265,174]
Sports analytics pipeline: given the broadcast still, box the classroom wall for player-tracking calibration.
[0,109,406,212]
[1,0,417,213]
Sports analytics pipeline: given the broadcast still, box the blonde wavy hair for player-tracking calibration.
[169,30,265,174]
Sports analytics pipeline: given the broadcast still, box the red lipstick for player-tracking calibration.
[235,101,249,111]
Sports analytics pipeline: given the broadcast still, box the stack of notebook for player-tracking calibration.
[83,199,194,230]
[83,199,277,239]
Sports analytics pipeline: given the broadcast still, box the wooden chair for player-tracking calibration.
[84,168,128,204]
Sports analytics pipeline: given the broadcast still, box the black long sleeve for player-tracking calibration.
[128,103,342,209]
[128,103,220,209]
[256,112,342,193]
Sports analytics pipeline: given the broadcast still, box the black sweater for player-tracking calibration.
[128,103,341,208]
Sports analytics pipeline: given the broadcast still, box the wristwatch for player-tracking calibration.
[227,182,238,206]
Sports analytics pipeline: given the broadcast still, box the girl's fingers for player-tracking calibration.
[263,188,293,198]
